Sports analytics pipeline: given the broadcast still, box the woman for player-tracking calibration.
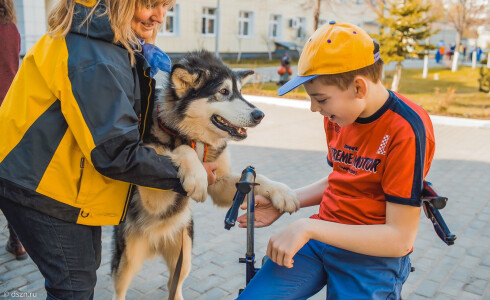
[0,0,28,261]
[0,0,216,298]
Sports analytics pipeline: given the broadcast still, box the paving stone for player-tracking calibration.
[195,287,227,300]
[462,277,488,296]
[459,291,484,300]
[473,265,490,281]
[23,270,43,283]
[433,293,457,300]
[133,274,167,294]
[0,277,28,294]
[450,267,473,282]
[414,280,440,298]
[407,293,431,300]
[17,279,44,294]
[139,288,167,300]
[190,274,226,294]
[439,279,465,297]
[94,288,112,300]
[0,264,37,281]
[467,246,488,258]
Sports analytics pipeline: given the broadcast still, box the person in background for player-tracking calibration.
[0,0,27,261]
[0,0,217,298]
[278,53,293,85]
[476,47,482,62]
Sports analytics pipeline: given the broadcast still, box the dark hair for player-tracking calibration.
[0,0,16,24]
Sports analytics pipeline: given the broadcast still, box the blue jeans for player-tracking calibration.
[0,196,101,300]
[237,239,411,300]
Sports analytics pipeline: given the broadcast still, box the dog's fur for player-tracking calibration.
[111,51,299,300]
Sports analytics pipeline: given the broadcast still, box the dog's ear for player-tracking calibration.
[171,65,201,98]
[235,70,255,86]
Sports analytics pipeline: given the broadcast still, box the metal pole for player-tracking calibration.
[214,0,220,58]
[422,53,429,79]
[245,187,256,285]
[472,51,476,69]
[246,191,254,257]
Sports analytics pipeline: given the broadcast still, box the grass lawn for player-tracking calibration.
[242,65,490,119]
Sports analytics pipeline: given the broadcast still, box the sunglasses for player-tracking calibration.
[421,181,457,246]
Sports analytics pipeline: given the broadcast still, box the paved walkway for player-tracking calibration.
[1,96,489,299]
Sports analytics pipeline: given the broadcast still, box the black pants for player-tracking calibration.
[0,196,101,300]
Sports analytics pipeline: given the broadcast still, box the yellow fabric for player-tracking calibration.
[75,0,98,7]
[0,34,130,226]
[298,22,376,76]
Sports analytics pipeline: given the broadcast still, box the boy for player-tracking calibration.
[236,21,435,299]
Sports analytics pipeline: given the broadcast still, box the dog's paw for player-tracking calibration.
[172,146,208,202]
[267,182,300,213]
[181,168,208,202]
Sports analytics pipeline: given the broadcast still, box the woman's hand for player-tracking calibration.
[267,218,312,268]
[202,162,218,185]
[237,195,284,228]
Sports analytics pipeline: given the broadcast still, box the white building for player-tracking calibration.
[15,0,378,59]
[14,0,50,56]
[154,0,378,59]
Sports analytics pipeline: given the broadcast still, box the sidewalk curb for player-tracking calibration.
[245,94,490,129]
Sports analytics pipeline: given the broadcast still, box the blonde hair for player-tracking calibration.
[48,0,174,64]
[0,0,16,24]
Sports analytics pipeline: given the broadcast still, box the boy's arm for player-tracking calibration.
[237,177,328,228]
[296,176,329,208]
[268,202,420,268]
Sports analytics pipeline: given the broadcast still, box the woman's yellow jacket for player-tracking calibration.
[0,2,184,225]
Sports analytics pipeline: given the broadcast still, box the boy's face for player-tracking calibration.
[304,79,365,127]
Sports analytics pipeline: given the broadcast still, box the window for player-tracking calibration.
[238,11,254,38]
[295,17,307,40]
[202,7,216,36]
[269,14,282,39]
[160,5,179,36]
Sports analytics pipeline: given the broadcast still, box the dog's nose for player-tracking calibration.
[251,109,265,123]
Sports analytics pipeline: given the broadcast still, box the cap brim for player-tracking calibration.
[277,74,318,96]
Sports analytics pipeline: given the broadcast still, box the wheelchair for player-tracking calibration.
[224,166,457,295]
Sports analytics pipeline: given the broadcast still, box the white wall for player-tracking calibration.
[15,0,47,56]
[155,0,377,54]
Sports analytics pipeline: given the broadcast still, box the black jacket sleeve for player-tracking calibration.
[67,61,186,195]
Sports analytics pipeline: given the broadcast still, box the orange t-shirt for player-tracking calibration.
[311,91,435,225]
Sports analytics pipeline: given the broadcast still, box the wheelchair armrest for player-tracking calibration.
[422,181,448,209]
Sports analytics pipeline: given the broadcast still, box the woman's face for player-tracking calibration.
[131,3,167,40]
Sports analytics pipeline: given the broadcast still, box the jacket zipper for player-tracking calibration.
[78,157,85,193]
[121,69,152,223]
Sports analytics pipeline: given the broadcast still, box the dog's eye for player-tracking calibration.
[219,88,229,96]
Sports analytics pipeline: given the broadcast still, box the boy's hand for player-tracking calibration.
[202,162,218,185]
[267,218,311,268]
[237,195,283,228]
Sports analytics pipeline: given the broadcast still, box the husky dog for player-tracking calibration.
[111,51,299,300]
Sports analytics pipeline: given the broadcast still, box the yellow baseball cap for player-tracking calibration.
[278,21,380,96]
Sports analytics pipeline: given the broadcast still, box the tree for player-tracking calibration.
[373,0,439,91]
[446,0,488,72]
[313,0,321,31]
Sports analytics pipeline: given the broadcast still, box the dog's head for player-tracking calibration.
[160,51,264,144]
